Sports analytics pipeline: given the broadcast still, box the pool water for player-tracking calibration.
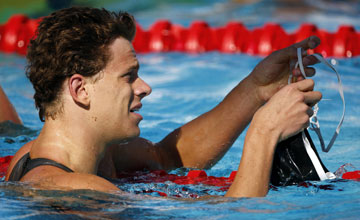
[1,0,360,219]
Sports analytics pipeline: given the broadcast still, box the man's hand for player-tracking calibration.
[248,36,321,103]
[251,78,322,142]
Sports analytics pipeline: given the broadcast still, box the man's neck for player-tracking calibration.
[30,117,107,175]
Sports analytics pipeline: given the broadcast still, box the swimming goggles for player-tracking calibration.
[288,47,345,180]
[291,47,346,153]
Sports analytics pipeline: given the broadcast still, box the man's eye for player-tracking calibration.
[124,72,136,82]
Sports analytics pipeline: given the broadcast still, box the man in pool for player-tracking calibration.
[5,7,321,197]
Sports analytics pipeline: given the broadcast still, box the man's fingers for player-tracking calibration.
[293,36,321,51]
[293,67,316,77]
[294,78,315,92]
[306,107,314,117]
[291,79,322,106]
[305,67,316,77]
[304,91,322,107]
[269,36,321,63]
[302,54,320,66]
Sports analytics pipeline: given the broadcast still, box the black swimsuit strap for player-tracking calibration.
[8,152,73,181]
[26,156,74,174]
[8,152,30,181]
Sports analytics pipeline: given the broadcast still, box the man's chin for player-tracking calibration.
[108,130,140,145]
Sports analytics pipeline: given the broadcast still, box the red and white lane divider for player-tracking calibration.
[0,14,359,57]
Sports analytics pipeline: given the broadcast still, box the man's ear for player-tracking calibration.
[68,74,90,108]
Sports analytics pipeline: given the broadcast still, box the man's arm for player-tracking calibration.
[0,85,22,124]
[111,36,321,172]
[226,79,321,197]
[110,76,262,172]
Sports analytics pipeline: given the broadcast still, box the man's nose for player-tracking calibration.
[134,77,152,98]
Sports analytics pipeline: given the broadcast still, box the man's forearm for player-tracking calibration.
[159,75,265,169]
[225,123,278,197]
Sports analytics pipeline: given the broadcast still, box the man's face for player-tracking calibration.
[88,37,152,143]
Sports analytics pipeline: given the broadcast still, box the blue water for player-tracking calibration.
[1,0,360,219]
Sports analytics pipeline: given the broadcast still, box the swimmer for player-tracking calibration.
[0,84,22,125]
[5,7,321,197]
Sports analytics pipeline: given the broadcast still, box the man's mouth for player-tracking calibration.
[130,103,142,113]
[130,103,143,121]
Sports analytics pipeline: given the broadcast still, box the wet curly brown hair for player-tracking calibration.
[26,7,136,121]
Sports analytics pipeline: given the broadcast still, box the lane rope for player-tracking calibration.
[0,15,359,57]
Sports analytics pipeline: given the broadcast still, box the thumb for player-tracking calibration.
[267,36,321,64]
[294,78,315,92]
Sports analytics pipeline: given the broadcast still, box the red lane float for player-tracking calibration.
[1,14,360,58]
[1,155,359,184]
[117,169,236,191]
[342,171,360,181]
[0,155,359,197]
[0,155,13,178]
[0,15,41,56]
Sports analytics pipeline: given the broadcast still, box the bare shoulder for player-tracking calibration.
[48,172,120,192]
[5,140,34,181]
[22,166,120,193]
